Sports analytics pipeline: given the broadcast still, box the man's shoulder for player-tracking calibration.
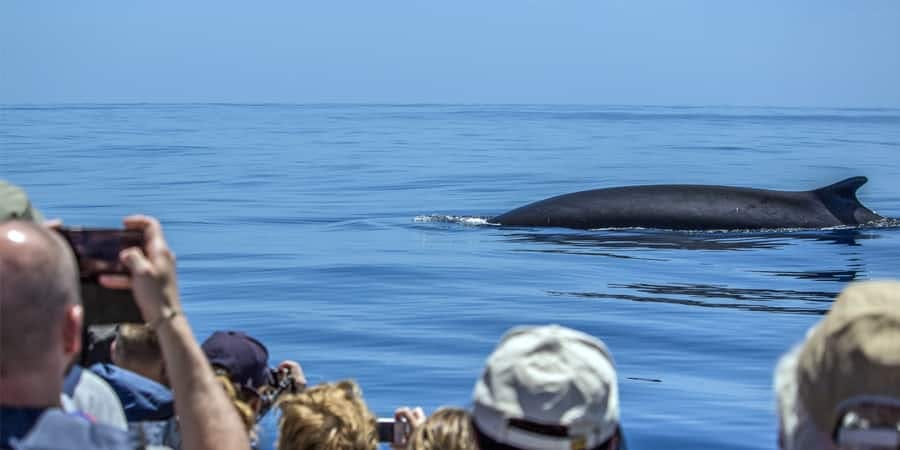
[77,368,120,396]
[9,409,135,450]
[68,367,129,430]
[89,364,168,397]
[89,364,174,422]
[0,406,46,448]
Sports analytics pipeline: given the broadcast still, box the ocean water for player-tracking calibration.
[3,104,900,450]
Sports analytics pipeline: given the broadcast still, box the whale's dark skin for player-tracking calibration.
[490,177,884,230]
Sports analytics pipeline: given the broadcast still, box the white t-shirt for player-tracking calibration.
[62,369,128,431]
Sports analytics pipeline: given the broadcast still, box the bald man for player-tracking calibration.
[0,221,131,448]
[1,181,127,431]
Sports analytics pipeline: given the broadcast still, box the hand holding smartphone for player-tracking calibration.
[57,227,145,280]
[379,407,425,447]
[56,227,146,325]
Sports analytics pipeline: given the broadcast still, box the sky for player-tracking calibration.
[2,1,899,107]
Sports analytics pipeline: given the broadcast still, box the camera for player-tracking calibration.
[377,418,411,445]
[256,368,299,420]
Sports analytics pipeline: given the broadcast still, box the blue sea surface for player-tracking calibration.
[3,104,900,450]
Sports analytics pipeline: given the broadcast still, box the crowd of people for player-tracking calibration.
[1,179,898,450]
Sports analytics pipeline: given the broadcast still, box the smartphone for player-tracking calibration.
[376,418,410,445]
[79,281,144,326]
[56,228,146,326]
[57,227,145,279]
[376,418,395,443]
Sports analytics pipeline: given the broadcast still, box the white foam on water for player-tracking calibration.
[414,215,494,226]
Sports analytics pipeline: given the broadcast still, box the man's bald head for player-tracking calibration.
[0,220,81,376]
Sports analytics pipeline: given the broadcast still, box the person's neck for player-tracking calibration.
[0,370,64,409]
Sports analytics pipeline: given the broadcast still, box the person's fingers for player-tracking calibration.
[278,360,303,374]
[395,407,422,426]
[123,215,151,231]
[394,407,409,421]
[43,219,63,229]
[275,360,306,389]
[395,407,425,426]
[124,215,173,263]
[278,360,299,369]
[98,274,133,290]
[392,407,418,448]
[410,407,426,424]
[123,215,162,249]
[120,247,154,277]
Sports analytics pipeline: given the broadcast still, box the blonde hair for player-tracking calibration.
[408,407,476,450]
[276,380,377,450]
[215,375,257,437]
[115,323,162,365]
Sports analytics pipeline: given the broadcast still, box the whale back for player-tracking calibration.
[812,176,883,225]
[490,177,885,230]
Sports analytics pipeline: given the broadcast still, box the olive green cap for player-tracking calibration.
[796,280,900,433]
[0,180,45,223]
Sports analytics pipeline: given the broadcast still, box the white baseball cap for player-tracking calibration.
[472,325,620,450]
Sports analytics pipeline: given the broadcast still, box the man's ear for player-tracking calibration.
[109,337,120,366]
[63,304,83,359]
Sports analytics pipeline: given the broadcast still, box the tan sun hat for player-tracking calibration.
[472,324,620,450]
[795,280,900,433]
[0,180,45,223]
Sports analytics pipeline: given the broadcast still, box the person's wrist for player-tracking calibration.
[135,296,172,321]
[132,281,182,322]
[148,306,182,331]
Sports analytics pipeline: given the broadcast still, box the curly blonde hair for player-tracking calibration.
[215,375,257,436]
[276,380,377,450]
[407,407,476,450]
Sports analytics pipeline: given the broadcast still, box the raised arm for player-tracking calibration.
[116,215,249,450]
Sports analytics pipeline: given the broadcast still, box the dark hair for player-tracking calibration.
[472,420,620,450]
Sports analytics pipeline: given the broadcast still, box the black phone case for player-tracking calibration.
[80,281,143,326]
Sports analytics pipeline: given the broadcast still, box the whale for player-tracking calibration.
[489,177,885,230]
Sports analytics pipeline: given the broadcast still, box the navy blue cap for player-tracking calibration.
[201,330,270,390]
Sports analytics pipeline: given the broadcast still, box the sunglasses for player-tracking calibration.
[833,408,900,449]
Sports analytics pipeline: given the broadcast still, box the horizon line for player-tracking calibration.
[2,101,899,111]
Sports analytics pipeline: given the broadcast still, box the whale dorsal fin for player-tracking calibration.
[812,176,883,224]
[813,176,868,200]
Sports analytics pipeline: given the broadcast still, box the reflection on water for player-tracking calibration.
[502,228,876,253]
[752,270,860,283]
[417,215,897,256]
[612,283,836,303]
[549,282,837,315]
[626,377,663,383]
